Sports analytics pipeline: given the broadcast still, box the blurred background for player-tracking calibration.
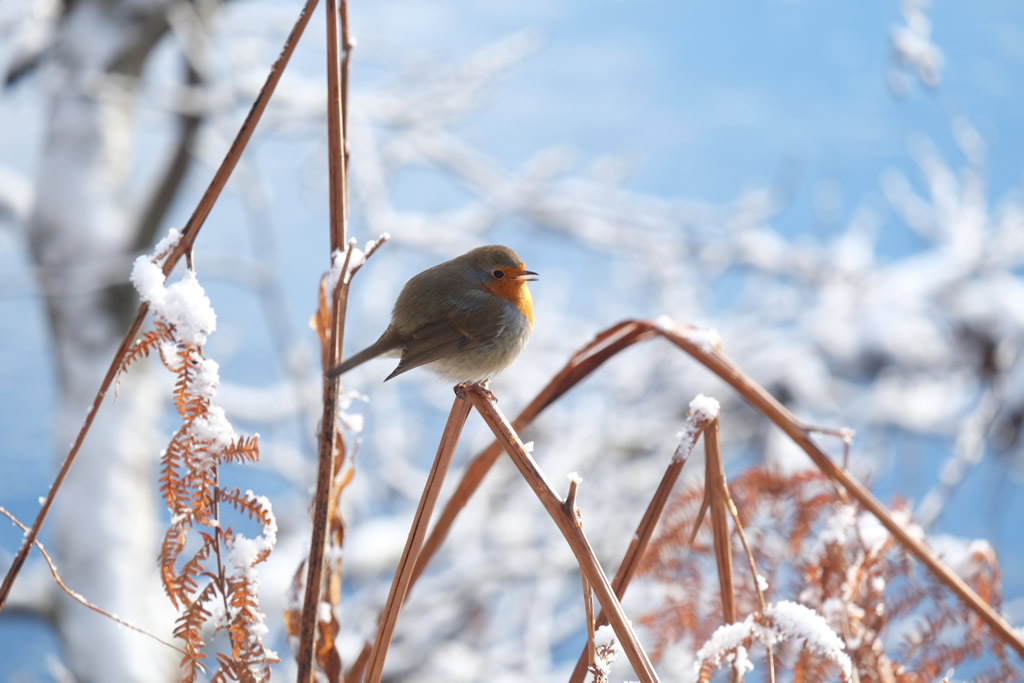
[1,0,1023,680]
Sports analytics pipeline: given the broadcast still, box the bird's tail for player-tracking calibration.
[325,330,399,378]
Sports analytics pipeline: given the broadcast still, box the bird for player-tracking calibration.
[327,245,538,383]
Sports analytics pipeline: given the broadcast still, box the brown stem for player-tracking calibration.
[347,317,1024,675]
[340,0,354,172]
[704,417,736,625]
[568,401,711,683]
[653,318,1024,659]
[721,474,775,683]
[0,0,322,613]
[465,385,660,683]
[324,0,347,252]
[413,323,655,586]
[581,567,596,674]
[364,391,473,683]
[296,2,351,679]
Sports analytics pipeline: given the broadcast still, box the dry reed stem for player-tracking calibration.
[324,0,348,253]
[705,418,737,626]
[0,507,190,661]
[339,0,354,170]
[364,392,473,683]
[346,641,370,682]
[650,318,1024,659]
[716,433,777,682]
[464,385,660,683]
[0,0,321,612]
[347,317,1024,675]
[568,398,712,683]
[297,2,353,678]
[298,244,353,681]
[581,568,596,674]
[413,323,658,586]
[337,323,659,676]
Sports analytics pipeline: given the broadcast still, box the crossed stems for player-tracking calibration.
[343,319,1024,682]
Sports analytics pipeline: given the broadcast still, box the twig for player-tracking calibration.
[340,0,354,170]
[704,418,736,626]
[364,391,473,683]
[465,384,660,683]
[296,1,353,678]
[413,322,656,584]
[0,0,322,613]
[568,395,713,683]
[722,483,776,683]
[581,567,596,675]
[0,507,190,661]
[324,0,348,252]
[566,475,582,523]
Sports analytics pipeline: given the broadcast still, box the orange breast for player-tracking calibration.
[481,279,534,325]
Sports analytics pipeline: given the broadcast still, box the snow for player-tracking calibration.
[583,625,621,682]
[674,394,720,461]
[130,254,217,347]
[189,405,238,454]
[687,394,720,423]
[694,601,851,679]
[593,624,615,648]
[694,618,756,667]
[189,358,221,401]
[769,601,851,677]
[326,240,367,294]
[681,326,722,353]
[732,645,754,676]
[151,228,181,259]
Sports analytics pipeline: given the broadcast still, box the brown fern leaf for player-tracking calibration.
[211,653,238,682]
[115,322,177,396]
[160,522,191,609]
[172,580,217,682]
[636,464,1024,680]
[173,346,201,417]
[221,575,275,682]
[160,426,191,512]
[220,436,260,464]
[183,469,217,526]
[219,488,273,527]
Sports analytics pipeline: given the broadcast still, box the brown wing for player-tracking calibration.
[385,314,502,381]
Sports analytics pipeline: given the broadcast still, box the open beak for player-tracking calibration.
[514,270,539,282]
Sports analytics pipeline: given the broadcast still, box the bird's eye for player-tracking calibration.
[492,269,504,279]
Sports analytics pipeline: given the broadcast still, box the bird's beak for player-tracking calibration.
[514,270,539,282]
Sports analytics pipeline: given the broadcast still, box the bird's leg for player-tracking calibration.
[458,378,496,403]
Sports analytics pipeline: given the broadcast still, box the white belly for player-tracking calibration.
[430,304,533,382]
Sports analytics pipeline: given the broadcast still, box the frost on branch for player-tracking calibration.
[120,230,278,681]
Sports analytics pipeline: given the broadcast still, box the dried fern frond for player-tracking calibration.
[639,465,1022,681]
[124,251,278,682]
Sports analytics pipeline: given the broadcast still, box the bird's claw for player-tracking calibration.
[454,379,495,403]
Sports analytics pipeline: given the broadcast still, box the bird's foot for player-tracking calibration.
[455,379,495,402]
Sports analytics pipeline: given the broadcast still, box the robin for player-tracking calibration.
[326,245,538,383]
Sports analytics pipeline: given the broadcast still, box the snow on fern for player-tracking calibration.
[694,601,852,681]
[130,243,216,347]
[122,230,278,681]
